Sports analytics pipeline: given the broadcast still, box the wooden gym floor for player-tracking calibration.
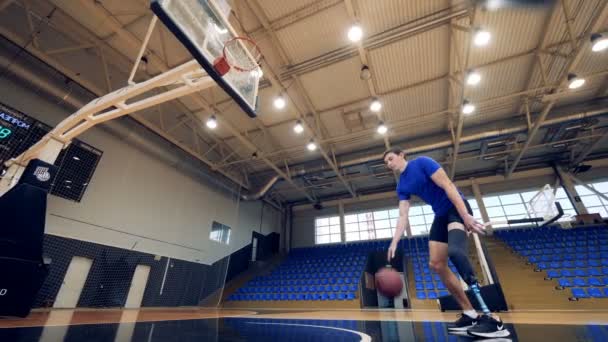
[1,307,607,341]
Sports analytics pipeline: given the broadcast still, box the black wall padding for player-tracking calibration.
[252,231,280,261]
[0,184,50,317]
[0,184,46,260]
[225,244,253,283]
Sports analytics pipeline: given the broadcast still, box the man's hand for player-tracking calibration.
[463,213,486,235]
[387,242,397,262]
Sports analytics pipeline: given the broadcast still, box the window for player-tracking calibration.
[478,187,577,229]
[575,181,608,218]
[482,193,530,229]
[210,221,231,244]
[315,216,341,244]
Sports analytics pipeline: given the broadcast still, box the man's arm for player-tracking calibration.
[430,168,485,233]
[388,200,410,260]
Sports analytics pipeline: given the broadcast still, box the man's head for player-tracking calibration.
[383,147,407,172]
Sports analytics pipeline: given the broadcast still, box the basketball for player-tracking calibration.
[375,267,403,298]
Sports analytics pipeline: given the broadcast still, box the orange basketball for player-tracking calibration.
[375,267,403,297]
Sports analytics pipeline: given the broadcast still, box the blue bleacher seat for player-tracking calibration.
[589,278,603,286]
[320,293,328,301]
[574,269,588,277]
[416,292,427,299]
[562,269,574,277]
[549,262,562,269]
[588,288,605,298]
[558,278,572,287]
[547,270,561,278]
[347,292,356,300]
[573,278,588,287]
[571,288,588,298]
[427,291,438,299]
[589,268,601,276]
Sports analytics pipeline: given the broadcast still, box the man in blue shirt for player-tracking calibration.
[383,147,509,338]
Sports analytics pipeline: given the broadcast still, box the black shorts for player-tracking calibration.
[429,200,473,243]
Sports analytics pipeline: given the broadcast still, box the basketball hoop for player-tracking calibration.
[213,37,262,76]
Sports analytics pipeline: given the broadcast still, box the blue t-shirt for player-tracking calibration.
[396,156,462,216]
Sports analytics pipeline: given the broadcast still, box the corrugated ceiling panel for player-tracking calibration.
[382,77,448,123]
[468,54,534,101]
[358,0,450,37]
[299,56,370,110]
[575,49,608,75]
[250,86,299,127]
[470,7,548,66]
[275,3,352,64]
[320,109,349,138]
[256,0,324,21]
[463,99,521,128]
[545,0,604,46]
[554,76,605,107]
[370,25,449,93]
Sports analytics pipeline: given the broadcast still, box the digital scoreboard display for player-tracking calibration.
[0,103,36,165]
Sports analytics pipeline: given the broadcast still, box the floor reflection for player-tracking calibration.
[1,317,607,341]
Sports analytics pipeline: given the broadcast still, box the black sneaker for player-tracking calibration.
[447,313,478,332]
[467,314,510,338]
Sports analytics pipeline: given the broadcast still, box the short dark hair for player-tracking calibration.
[382,147,406,160]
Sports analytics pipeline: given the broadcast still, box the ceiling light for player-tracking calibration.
[591,33,608,52]
[307,139,317,151]
[377,122,387,135]
[462,100,475,115]
[273,95,286,109]
[370,98,382,112]
[293,120,304,134]
[347,25,363,42]
[206,115,217,129]
[485,0,505,10]
[473,29,491,46]
[567,73,585,89]
[360,65,371,80]
[466,70,481,86]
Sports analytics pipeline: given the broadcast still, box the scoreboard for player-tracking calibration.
[0,103,37,165]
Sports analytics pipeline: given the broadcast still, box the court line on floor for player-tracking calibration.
[245,321,372,342]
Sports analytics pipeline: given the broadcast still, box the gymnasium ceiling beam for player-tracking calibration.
[344,0,391,151]
[245,0,357,198]
[506,1,608,177]
[571,128,608,166]
[448,5,476,179]
[248,0,343,38]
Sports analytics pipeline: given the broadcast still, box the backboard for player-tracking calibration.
[151,0,261,118]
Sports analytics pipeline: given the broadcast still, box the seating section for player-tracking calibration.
[227,242,372,301]
[406,237,459,300]
[495,225,608,299]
